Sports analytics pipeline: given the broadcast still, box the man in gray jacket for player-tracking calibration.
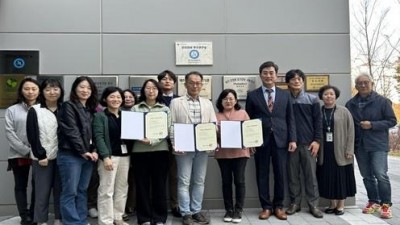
[346,73,397,219]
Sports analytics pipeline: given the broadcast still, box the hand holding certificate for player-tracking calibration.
[220,119,263,148]
[121,111,168,140]
[174,123,217,152]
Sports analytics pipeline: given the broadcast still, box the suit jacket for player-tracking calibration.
[245,86,296,148]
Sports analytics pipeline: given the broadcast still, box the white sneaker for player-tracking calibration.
[54,219,63,225]
[39,223,48,225]
[88,208,98,218]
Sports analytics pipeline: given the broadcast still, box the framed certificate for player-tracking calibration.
[121,111,168,140]
[173,123,217,152]
[220,119,263,148]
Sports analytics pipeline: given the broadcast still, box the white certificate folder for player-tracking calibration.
[173,123,217,152]
[220,119,263,148]
[121,111,168,140]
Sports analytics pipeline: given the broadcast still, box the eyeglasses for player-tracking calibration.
[222,98,236,102]
[145,87,158,91]
[187,82,203,87]
[356,81,371,87]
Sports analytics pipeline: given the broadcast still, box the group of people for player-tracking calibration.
[245,61,395,221]
[4,61,395,225]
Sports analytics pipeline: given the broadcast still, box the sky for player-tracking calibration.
[349,0,400,102]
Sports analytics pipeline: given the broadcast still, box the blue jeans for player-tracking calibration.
[355,149,391,205]
[175,151,208,216]
[57,153,94,225]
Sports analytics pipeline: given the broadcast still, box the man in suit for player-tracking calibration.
[157,70,181,218]
[170,71,217,225]
[245,61,297,220]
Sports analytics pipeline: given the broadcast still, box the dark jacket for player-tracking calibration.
[345,91,397,152]
[58,100,94,156]
[290,90,322,145]
[245,86,296,148]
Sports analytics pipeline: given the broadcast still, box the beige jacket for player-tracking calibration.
[169,95,217,147]
[318,105,355,166]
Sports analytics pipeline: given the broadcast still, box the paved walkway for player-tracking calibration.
[1,156,398,225]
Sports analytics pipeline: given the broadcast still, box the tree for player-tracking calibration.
[351,0,400,100]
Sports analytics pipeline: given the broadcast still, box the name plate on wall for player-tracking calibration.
[175,42,213,65]
[177,75,212,100]
[0,74,26,108]
[89,76,118,98]
[129,75,158,97]
[305,75,329,92]
[223,76,257,100]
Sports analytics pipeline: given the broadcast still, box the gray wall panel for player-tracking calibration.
[102,34,226,75]
[102,0,225,33]
[226,0,349,33]
[0,119,9,160]
[226,34,351,74]
[0,0,100,33]
[0,34,102,74]
[0,162,18,204]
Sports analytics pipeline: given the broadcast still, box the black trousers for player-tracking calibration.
[254,136,288,210]
[217,158,248,212]
[9,159,35,220]
[132,151,169,224]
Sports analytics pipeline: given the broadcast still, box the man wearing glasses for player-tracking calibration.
[169,71,217,225]
[346,73,396,219]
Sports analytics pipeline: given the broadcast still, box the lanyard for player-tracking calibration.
[323,106,336,132]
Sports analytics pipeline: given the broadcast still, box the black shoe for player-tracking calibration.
[286,204,301,215]
[324,208,336,214]
[182,215,193,225]
[122,213,129,221]
[223,210,234,222]
[172,207,182,218]
[232,210,242,223]
[20,216,33,225]
[192,212,209,224]
[334,208,345,215]
[310,207,323,218]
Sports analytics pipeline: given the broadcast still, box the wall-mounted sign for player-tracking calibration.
[37,75,64,86]
[0,50,39,74]
[305,75,329,92]
[177,75,212,99]
[223,76,257,100]
[175,42,213,65]
[0,74,27,108]
[129,76,158,97]
[89,76,118,98]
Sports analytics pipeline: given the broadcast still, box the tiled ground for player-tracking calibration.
[1,157,398,225]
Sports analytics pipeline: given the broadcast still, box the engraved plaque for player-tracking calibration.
[223,76,257,100]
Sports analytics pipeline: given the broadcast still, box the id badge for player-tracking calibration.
[121,144,128,154]
[326,132,333,142]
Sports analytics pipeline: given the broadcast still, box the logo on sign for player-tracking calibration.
[13,58,26,69]
[189,50,199,59]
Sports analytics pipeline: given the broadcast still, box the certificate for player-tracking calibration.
[145,112,168,139]
[173,123,217,152]
[195,123,218,151]
[220,119,263,148]
[242,119,263,147]
[121,111,168,140]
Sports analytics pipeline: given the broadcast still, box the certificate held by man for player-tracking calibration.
[121,111,168,140]
[174,123,217,152]
[220,119,263,148]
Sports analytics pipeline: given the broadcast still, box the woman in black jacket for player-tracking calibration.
[57,76,98,225]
